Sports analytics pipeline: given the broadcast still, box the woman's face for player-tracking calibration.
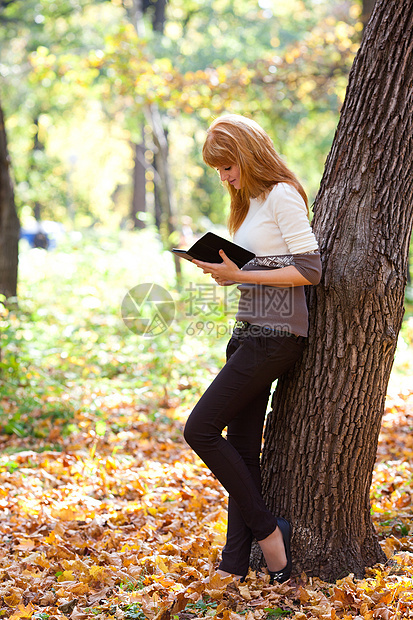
[217,164,241,190]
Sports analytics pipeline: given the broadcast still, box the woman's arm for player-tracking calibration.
[237,264,311,287]
[193,250,318,287]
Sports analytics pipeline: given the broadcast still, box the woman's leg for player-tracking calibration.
[219,385,272,576]
[184,332,304,573]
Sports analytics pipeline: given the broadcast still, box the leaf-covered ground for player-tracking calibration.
[1,232,413,620]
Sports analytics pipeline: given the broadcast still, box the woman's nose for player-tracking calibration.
[219,170,227,182]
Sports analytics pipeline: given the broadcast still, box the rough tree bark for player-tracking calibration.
[261,0,413,581]
[0,100,19,299]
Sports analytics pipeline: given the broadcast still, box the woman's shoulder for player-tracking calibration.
[267,183,306,211]
[269,182,302,199]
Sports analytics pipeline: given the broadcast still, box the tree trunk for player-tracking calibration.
[0,100,19,299]
[126,1,167,231]
[261,0,413,582]
[131,141,147,229]
[31,116,43,222]
[125,0,145,36]
[152,0,167,33]
[153,155,163,232]
[148,106,173,236]
[147,105,182,286]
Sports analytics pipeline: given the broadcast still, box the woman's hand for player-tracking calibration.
[192,250,240,286]
[211,278,237,286]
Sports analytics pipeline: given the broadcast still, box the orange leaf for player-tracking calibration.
[9,603,35,619]
[57,570,76,582]
[70,582,90,595]
[4,592,22,608]
[15,539,35,551]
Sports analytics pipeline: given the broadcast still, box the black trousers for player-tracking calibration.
[184,327,305,576]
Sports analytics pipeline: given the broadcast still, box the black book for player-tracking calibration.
[172,232,255,269]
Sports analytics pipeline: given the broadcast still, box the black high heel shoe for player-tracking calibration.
[268,517,292,584]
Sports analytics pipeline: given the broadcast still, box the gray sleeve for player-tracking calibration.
[292,252,322,285]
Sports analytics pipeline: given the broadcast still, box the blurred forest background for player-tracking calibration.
[1,0,370,238]
[2,2,413,619]
[1,0,413,437]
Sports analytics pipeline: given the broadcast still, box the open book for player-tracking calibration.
[172,232,255,269]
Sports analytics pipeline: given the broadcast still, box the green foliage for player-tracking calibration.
[265,608,293,618]
[0,0,363,230]
[123,603,146,620]
[185,595,218,615]
[0,230,232,439]
[2,229,412,442]
[119,578,145,592]
[0,0,130,225]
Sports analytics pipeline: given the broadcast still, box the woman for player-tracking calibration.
[184,115,321,582]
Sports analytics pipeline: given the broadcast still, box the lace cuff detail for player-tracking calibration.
[243,251,322,285]
[244,251,319,270]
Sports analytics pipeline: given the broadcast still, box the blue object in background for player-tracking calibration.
[20,221,65,250]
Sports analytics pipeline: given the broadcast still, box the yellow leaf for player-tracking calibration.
[382,535,402,558]
[88,565,108,582]
[44,530,59,544]
[15,539,35,551]
[238,583,252,600]
[34,552,50,568]
[70,582,90,595]
[4,592,22,608]
[9,603,35,619]
[58,570,75,582]
[155,555,169,573]
[51,506,83,521]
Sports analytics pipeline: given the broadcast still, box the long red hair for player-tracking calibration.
[202,114,308,234]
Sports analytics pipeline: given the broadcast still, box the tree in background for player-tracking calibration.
[125,0,167,230]
[0,0,376,300]
[261,0,413,581]
[0,1,79,224]
[1,0,362,232]
[100,0,360,233]
[0,0,134,230]
[0,100,19,299]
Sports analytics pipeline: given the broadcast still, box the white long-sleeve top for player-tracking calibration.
[232,183,322,336]
[233,182,319,255]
